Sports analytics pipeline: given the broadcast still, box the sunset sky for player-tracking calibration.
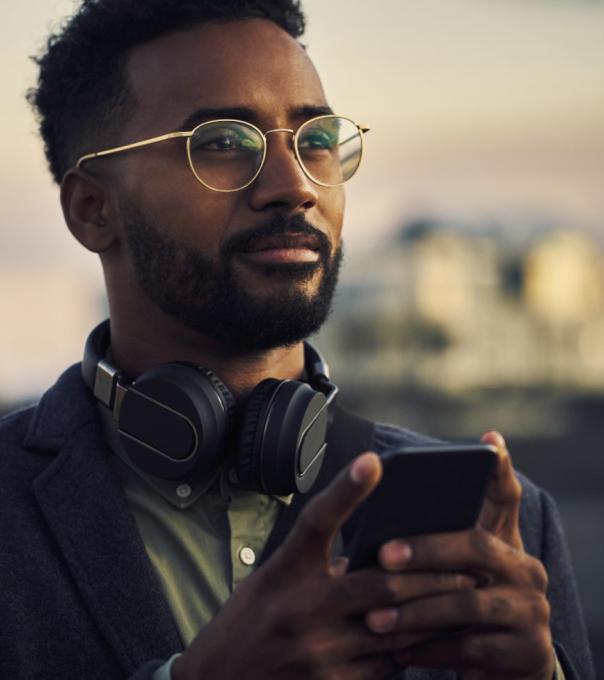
[1,0,603,398]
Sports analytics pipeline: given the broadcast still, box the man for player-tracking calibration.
[0,1,593,678]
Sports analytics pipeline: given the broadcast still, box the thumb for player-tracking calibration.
[272,452,382,576]
[479,430,523,549]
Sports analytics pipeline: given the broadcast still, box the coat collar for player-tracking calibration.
[25,364,182,673]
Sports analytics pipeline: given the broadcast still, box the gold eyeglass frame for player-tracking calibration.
[76,114,370,192]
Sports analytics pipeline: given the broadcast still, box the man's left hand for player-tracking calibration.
[365,432,556,680]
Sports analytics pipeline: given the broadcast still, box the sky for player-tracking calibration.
[2,0,603,261]
[1,0,603,399]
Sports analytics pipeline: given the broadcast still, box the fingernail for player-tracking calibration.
[350,453,377,484]
[481,430,505,448]
[367,608,398,633]
[381,540,412,568]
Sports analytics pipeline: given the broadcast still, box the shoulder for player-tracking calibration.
[0,402,36,431]
[0,363,97,479]
[0,405,37,458]
[515,470,566,561]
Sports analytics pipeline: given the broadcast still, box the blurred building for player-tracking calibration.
[320,217,604,401]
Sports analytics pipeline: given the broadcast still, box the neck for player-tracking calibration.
[107,310,306,400]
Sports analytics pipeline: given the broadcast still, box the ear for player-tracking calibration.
[60,167,119,253]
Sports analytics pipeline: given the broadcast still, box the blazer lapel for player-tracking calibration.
[27,365,182,674]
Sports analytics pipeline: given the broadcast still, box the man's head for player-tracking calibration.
[29,0,307,183]
[29,1,352,354]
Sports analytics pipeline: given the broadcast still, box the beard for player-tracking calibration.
[123,207,343,352]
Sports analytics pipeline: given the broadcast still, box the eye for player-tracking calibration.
[194,128,242,151]
[298,128,337,151]
[190,125,262,153]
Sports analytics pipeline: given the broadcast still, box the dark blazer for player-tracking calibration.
[0,365,594,679]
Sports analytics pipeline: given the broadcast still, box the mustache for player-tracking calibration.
[222,213,332,259]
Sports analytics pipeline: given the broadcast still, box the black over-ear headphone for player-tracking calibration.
[82,320,338,496]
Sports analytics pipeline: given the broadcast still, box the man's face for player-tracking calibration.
[110,18,345,351]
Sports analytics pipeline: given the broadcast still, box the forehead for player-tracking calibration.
[124,18,328,134]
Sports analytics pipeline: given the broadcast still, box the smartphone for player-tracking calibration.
[347,443,497,570]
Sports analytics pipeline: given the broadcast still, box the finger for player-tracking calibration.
[364,573,477,632]
[369,586,549,634]
[479,431,523,548]
[378,527,537,587]
[272,452,382,574]
[325,569,475,620]
[329,556,350,577]
[292,620,426,666]
[338,655,400,680]
[393,629,554,678]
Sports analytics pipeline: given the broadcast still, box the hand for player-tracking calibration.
[173,453,475,680]
[366,433,555,680]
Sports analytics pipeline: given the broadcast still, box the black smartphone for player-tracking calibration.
[347,443,497,569]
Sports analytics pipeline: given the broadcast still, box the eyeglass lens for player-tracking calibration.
[187,116,363,191]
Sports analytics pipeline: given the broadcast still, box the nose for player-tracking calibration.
[248,131,319,212]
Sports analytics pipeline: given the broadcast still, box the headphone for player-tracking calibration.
[82,320,338,496]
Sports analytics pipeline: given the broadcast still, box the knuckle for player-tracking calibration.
[526,557,549,592]
[434,571,466,592]
[488,593,512,620]
[510,475,523,502]
[381,574,402,603]
[366,572,401,605]
[529,594,551,627]
[469,528,495,558]
[464,589,487,619]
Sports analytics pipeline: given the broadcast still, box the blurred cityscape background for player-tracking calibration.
[2,0,603,673]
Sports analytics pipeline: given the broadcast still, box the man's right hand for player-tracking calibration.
[173,453,475,680]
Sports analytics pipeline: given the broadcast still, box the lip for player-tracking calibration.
[237,247,320,266]
[237,232,323,254]
[234,231,324,267]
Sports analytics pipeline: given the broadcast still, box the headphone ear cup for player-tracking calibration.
[117,363,235,480]
[237,379,329,496]
[236,379,281,493]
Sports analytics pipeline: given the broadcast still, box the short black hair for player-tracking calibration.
[27,0,306,184]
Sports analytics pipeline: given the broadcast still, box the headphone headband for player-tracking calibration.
[82,319,337,415]
[81,319,337,493]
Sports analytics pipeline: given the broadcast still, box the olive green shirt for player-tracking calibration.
[113,456,289,646]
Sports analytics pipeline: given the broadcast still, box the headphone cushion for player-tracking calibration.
[194,366,236,419]
[237,379,281,492]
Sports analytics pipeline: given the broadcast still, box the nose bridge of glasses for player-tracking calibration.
[261,127,305,176]
[264,128,295,137]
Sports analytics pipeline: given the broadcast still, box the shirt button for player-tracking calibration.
[239,547,256,566]
[176,484,192,499]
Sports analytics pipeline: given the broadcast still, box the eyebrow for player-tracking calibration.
[178,104,335,131]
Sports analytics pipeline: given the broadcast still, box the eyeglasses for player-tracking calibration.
[76,115,369,193]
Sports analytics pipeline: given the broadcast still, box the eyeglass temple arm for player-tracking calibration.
[76,131,192,167]
[336,125,370,147]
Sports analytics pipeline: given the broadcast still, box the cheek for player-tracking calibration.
[320,188,345,243]
[120,165,240,254]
